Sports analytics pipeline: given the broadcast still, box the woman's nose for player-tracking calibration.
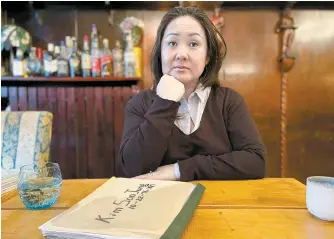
[176,45,188,61]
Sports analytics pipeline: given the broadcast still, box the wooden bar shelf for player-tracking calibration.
[1,76,141,179]
[1,76,141,83]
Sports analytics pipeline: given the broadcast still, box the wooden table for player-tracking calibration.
[1,178,306,209]
[2,178,333,238]
[2,208,334,239]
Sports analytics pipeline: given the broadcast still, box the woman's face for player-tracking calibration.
[161,16,208,86]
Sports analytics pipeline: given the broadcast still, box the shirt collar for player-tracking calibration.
[193,83,211,103]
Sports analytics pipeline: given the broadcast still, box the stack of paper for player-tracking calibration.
[39,177,205,239]
[1,169,20,195]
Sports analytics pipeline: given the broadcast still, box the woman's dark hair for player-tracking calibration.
[151,6,227,90]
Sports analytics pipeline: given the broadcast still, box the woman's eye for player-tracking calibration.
[168,41,177,47]
[189,42,198,47]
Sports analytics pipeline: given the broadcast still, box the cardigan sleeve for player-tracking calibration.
[116,91,180,177]
[178,90,266,181]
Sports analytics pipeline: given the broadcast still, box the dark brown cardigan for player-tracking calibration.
[116,86,266,181]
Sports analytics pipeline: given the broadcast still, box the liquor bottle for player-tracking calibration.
[54,45,60,73]
[12,43,25,77]
[65,36,73,60]
[57,41,69,77]
[26,47,41,76]
[124,34,136,77]
[91,24,101,77]
[44,43,57,77]
[101,38,113,77]
[81,35,91,77]
[69,39,81,77]
[112,40,124,77]
[54,45,60,58]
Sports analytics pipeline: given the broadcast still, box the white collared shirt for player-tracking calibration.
[174,84,211,135]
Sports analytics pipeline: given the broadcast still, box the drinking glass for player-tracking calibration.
[18,162,62,210]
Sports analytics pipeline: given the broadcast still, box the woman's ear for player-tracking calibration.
[206,57,209,65]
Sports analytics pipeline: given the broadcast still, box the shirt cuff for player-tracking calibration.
[173,163,181,180]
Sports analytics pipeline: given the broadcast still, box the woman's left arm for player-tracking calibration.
[178,91,266,181]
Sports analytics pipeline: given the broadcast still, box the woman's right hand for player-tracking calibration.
[157,74,185,102]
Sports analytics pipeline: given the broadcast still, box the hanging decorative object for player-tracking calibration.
[276,2,297,177]
[105,1,114,26]
[276,2,297,71]
[210,2,225,31]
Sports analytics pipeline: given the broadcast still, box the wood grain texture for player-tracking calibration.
[2,208,334,239]
[66,87,76,179]
[1,178,306,210]
[113,87,122,162]
[56,87,68,178]
[182,208,334,239]
[8,87,18,111]
[27,87,37,110]
[1,209,63,239]
[85,86,97,178]
[74,87,88,178]
[285,10,334,183]
[103,87,115,178]
[17,86,28,111]
[1,190,17,203]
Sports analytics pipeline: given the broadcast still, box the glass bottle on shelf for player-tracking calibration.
[91,24,101,77]
[81,34,91,78]
[65,36,73,60]
[26,47,41,77]
[44,43,57,77]
[57,41,69,77]
[54,45,60,73]
[69,39,81,77]
[12,43,25,77]
[36,48,44,76]
[112,40,124,77]
[101,38,113,77]
[124,34,136,77]
[54,45,60,58]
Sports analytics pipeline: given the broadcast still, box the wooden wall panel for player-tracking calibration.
[113,87,122,163]
[56,87,68,178]
[94,87,107,177]
[66,87,76,179]
[103,87,115,178]
[216,10,282,177]
[74,87,88,178]
[9,87,18,111]
[286,10,334,183]
[17,87,28,111]
[85,87,96,178]
[27,87,37,110]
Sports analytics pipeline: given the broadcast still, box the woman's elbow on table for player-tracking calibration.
[248,150,266,179]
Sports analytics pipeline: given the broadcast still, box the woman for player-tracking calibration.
[116,6,266,181]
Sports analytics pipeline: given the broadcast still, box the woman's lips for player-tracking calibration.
[173,66,190,72]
